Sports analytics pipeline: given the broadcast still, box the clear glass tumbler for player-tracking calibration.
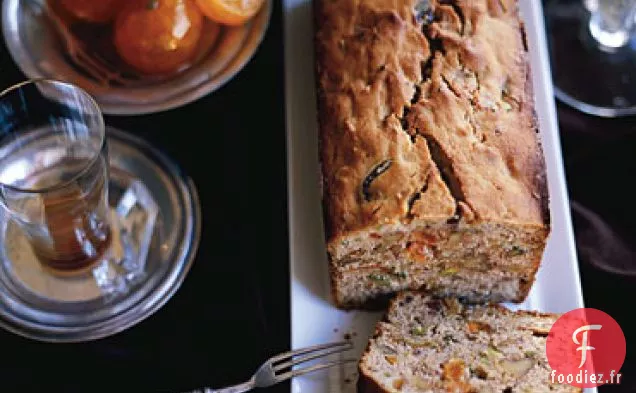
[0,79,111,275]
[546,0,636,117]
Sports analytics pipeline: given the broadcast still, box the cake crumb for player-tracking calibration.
[344,333,352,340]
[333,328,339,333]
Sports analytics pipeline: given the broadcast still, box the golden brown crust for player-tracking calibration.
[358,365,390,393]
[358,327,391,393]
[315,0,456,243]
[315,0,550,245]
[408,0,549,225]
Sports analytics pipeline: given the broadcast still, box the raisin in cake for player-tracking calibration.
[358,292,580,392]
[314,0,550,308]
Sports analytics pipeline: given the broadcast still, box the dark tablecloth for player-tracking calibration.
[558,103,636,393]
[0,0,635,391]
[0,1,289,392]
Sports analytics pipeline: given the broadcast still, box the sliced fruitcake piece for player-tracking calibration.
[358,292,580,392]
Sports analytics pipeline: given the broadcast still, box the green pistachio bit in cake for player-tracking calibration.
[502,101,513,111]
[392,270,408,279]
[485,345,502,359]
[368,273,391,286]
[410,325,426,336]
[403,338,438,349]
[440,267,459,276]
[508,245,527,256]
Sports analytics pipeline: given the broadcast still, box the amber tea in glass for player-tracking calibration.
[0,80,112,275]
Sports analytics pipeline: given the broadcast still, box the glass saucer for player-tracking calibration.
[0,127,201,342]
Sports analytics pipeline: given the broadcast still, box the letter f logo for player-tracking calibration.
[573,325,602,368]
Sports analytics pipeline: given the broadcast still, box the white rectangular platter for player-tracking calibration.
[284,1,593,392]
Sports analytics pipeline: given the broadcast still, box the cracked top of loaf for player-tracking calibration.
[315,0,550,244]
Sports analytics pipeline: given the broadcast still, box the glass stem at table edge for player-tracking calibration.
[586,0,636,50]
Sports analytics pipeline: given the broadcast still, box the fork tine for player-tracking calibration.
[76,51,131,86]
[76,51,116,78]
[74,53,112,86]
[87,50,139,83]
[272,342,354,372]
[269,341,353,363]
[74,50,108,74]
[41,2,131,86]
[275,358,358,382]
[88,49,118,69]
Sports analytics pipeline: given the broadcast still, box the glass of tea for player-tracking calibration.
[0,79,111,276]
[545,0,636,117]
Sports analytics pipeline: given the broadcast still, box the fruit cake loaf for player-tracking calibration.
[358,292,580,392]
[314,0,550,308]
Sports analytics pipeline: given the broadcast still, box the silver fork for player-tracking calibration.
[186,341,355,393]
[27,0,136,86]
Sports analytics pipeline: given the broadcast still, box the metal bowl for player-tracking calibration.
[2,0,272,115]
